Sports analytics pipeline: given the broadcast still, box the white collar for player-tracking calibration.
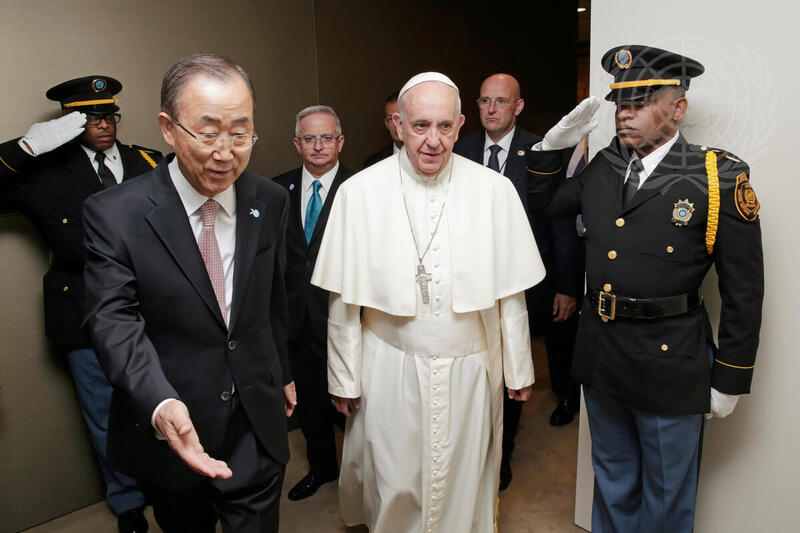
[302,161,340,192]
[483,126,516,153]
[81,141,120,163]
[631,130,680,177]
[168,157,236,217]
[399,147,454,186]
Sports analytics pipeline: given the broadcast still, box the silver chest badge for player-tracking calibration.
[671,199,694,226]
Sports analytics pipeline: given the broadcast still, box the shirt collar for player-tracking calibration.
[631,130,680,177]
[302,161,339,193]
[483,126,516,153]
[81,141,120,163]
[168,157,236,217]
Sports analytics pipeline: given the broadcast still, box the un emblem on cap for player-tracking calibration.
[671,199,694,226]
[614,49,632,69]
[92,78,106,92]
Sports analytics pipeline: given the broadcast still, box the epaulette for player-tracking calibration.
[128,144,160,169]
[689,143,745,164]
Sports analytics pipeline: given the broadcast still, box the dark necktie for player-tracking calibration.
[95,152,118,189]
[623,158,644,207]
[304,180,323,244]
[487,144,502,173]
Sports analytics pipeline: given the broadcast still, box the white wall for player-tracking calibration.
[576,1,800,531]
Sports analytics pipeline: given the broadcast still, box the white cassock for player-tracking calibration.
[311,149,545,533]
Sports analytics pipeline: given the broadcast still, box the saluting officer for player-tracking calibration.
[526,46,764,533]
[0,76,162,533]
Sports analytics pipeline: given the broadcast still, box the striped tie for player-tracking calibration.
[198,199,227,325]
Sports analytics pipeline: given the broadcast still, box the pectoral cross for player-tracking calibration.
[415,263,432,304]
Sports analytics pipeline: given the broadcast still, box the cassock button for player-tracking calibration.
[615,218,625,227]
[228,340,237,350]
[603,283,612,292]
[607,250,618,260]
[220,390,231,401]
[661,344,669,351]
[666,245,675,253]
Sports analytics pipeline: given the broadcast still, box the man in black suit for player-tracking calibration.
[273,105,351,500]
[363,91,402,168]
[453,73,583,491]
[83,53,295,533]
[0,76,160,533]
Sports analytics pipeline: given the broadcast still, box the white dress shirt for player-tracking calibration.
[482,126,515,174]
[151,158,238,430]
[81,142,123,184]
[301,161,339,227]
[624,130,680,189]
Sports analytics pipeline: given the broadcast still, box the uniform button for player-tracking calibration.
[661,344,669,351]
[220,390,231,401]
[666,245,674,253]
[615,218,625,227]
[61,218,68,224]
[228,340,237,350]
[700,145,708,151]
[583,227,587,234]
[607,250,617,260]
[603,283,612,292]
[62,285,70,292]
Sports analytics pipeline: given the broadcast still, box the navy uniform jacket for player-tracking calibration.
[527,134,763,415]
[454,128,584,332]
[83,157,292,489]
[0,138,161,347]
[272,164,352,347]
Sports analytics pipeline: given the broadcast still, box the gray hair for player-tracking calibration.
[397,83,461,121]
[294,105,342,137]
[161,53,256,118]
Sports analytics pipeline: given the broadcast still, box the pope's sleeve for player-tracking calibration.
[327,292,362,398]
[499,291,535,390]
[711,157,764,394]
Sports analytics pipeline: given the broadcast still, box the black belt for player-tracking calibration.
[589,287,700,320]
[51,255,84,274]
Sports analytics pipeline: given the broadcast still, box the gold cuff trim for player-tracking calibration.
[610,79,681,90]
[715,359,755,370]
[705,151,720,254]
[64,98,119,108]
[527,166,563,175]
[0,154,18,172]
[138,149,158,169]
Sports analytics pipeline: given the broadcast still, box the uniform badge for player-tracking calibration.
[92,78,106,92]
[734,172,760,221]
[615,49,633,69]
[671,199,694,226]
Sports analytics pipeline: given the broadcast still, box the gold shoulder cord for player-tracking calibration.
[705,151,720,254]
[138,149,158,169]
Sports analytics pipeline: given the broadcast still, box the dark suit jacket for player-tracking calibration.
[83,155,292,489]
[527,135,763,414]
[0,138,161,347]
[272,164,352,347]
[454,128,584,331]
[363,143,394,169]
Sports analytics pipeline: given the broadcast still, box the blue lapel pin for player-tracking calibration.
[249,208,260,218]
[289,183,295,191]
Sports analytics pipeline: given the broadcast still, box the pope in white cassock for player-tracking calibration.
[311,72,545,533]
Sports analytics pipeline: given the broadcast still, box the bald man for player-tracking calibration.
[312,72,544,532]
[454,74,584,490]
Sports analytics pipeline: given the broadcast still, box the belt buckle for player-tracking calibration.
[597,290,616,320]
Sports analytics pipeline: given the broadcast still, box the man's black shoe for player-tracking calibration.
[288,471,338,501]
[549,397,579,426]
[118,506,148,533]
[499,460,512,491]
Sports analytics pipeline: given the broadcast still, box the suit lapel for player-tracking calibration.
[287,168,306,249]
[229,174,266,331]
[145,161,226,328]
[624,134,689,213]
[309,166,347,246]
[64,142,103,193]
[504,129,527,178]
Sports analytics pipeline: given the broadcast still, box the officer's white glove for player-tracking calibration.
[705,387,740,420]
[18,112,86,156]
[540,96,602,151]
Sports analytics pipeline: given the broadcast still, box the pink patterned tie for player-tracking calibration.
[198,199,227,325]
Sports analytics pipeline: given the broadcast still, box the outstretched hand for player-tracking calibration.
[154,400,233,479]
[541,96,602,151]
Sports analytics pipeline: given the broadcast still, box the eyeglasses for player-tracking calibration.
[85,113,121,126]
[298,135,341,146]
[476,97,517,109]
[172,118,258,149]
